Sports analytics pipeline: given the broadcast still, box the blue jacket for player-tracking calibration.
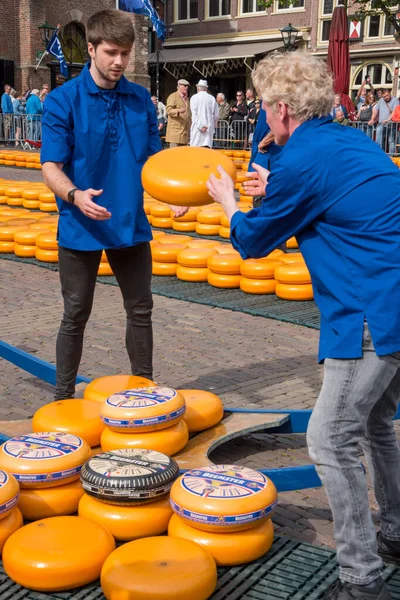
[249,107,282,172]
[26,95,43,119]
[1,92,13,114]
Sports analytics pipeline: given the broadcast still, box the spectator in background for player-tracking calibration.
[13,92,25,147]
[26,89,43,141]
[369,88,399,155]
[1,84,14,145]
[357,91,376,139]
[165,78,191,147]
[215,93,230,149]
[356,76,374,110]
[151,95,166,142]
[247,98,261,139]
[189,79,219,148]
[40,90,48,105]
[333,109,350,126]
[230,90,248,145]
[216,93,230,121]
[330,93,348,119]
[246,88,256,111]
[376,89,383,100]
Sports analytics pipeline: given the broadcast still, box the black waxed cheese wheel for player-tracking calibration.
[80,448,179,504]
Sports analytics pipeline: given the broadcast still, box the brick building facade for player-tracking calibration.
[0,0,150,94]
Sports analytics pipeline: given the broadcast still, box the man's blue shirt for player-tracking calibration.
[1,93,13,114]
[41,63,161,251]
[230,116,400,361]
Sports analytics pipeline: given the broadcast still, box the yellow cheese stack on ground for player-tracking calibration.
[3,516,115,592]
[79,493,173,542]
[100,536,217,600]
[176,247,217,283]
[13,227,39,257]
[101,419,189,456]
[158,234,193,245]
[240,258,283,295]
[170,465,277,532]
[18,479,84,520]
[172,207,199,232]
[38,191,57,212]
[274,262,313,301]
[207,253,242,289]
[152,242,187,276]
[0,508,23,555]
[100,387,186,433]
[278,252,304,264]
[0,470,20,519]
[22,189,40,209]
[84,374,155,403]
[35,231,58,262]
[179,389,224,432]
[0,433,90,488]
[0,225,27,253]
[168,513,274,566]
[98,261,113,276]
[32,399,105,447]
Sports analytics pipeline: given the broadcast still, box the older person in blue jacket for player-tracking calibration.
[26,89,43,141]
[207,51,400,600]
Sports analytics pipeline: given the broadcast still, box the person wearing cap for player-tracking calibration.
[189,79,219,148]
[165,78,191,147]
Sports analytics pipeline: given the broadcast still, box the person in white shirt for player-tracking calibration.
[189,79,219,148]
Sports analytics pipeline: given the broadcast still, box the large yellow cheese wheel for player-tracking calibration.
[101,536,217,600]
[152,261,178,276]
[208,254,242,275]
[150,204,172,218]
[0,470,20,520]
[219,226,231,239]
[32,399,105,447]
[168,513,274,566]
[152,230,166,240]
[152,216,173,229]
[173,207,200,222]
[18,479,84,520]
[176,266,209,282]
[152,243,187,263]
[0,225,27,241]
[170,465,278,532]
[172,220,197,232]
[3,516,115,591]
[35,231,58,250]
[35,248,59,262]
[240,278,276,295]
[22,199,40,209]
[5,187,23,198]
[0,433,90,488]
[197,211,221,225]
[29,222,51,231]
[14,242,36,258]
[279,252,305,264]
[142,146,237,207]
[14,228,39,244]
[7,197,24,206]
[22,189,40,200]
[39,202,58,212]
[275,283,314,301]
[38,191,55,203]
[101,420,189,456]
[274,263,311,285]
[179,389,224,432]
[207,272,241,289]
[241,258,283,279]
[195,222,220,236]
[78,493,173,542]
[177,247,217,268]
[0,507,23,555]
[84,375,155,404]
[100,387,186,433]
[0,241,15,253]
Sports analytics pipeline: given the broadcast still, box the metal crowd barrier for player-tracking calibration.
[0,114,42,149]
[349,121,400,156]
[213,119,250,150]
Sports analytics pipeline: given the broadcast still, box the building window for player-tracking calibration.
[318,0,335,43]
[321,19,332,40]
[209,0,231,16]
[352,62,393,95]
[322,0,333,14]
[275,0,304,9]
[241,0,264,13]
[177,0,198,20]
[366,0,397,38]
[60,22,89,64]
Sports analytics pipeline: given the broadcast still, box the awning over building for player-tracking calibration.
[148,40,283,64]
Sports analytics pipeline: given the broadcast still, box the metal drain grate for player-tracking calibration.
[1,537,399,600]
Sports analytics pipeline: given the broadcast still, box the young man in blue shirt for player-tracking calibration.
[41,9,162,400]
[207,51,400,600]
[1,84,14,145]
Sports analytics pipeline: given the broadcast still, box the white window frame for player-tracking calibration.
[317,0,336,45]
[351,61,393,93]
[173,0,199,23]
[238,0,265,16]
[205,0,231,20]
[274,0,305,13]
[365,12,397,40]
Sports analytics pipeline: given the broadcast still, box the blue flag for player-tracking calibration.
[46,30,69,78]
[118,0,166,42]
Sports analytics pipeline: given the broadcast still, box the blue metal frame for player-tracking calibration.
[1,339,398,493]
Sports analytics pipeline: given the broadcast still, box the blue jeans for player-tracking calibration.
[307,324,400,585]
[376,123,397,155]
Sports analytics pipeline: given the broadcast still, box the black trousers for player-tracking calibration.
[55,243,153,400]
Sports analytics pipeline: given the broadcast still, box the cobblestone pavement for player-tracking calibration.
[0,166,391,553]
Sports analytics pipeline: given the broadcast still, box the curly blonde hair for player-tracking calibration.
[252,51,334,122]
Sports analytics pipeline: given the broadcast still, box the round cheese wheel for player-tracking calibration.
[5,187,23,198]
[152,261,178,276]
[275,283,314,301]
[0,433,90,488]
[22,200,40,211]
[32,399,105,447]
[261,249,284,260]
[0,241,14,253]
[170,465,278,532]
[177,248,217,268]
[168,513,274,566]
[101,420,189,456]
[36,215,58,224]
[172,220,197,232]
[176,266,209,282]
[29,222,51,231]
[279,252,305,264]
[14,228,39,244]
[84,375,155,404]
[7,198,24,206]
[152,243,187,263]
[241,258,282,279]
[101,536,217,600]
[195,223,220,236]
[0,225,27,241]
[80,449,179,504]
[0,207,30,216]
[240,278,277,295]
[0,470,20,520]
[22,189,40,200]
[186,239,221,249]
[6,218,36,227]
[219,226,231,239]
[3,516,115,591]
[152,230,166,240]
[179,389,224,432]
[274,263,311,285]
[173,209,200,223]
[286,236,298,249]
[216,245,239,255]
[100,387,186,433]
[39,202,58,212]
[152,216,173,229]
[0,507,23,555]
[38,191,55,203]
[197,211,221,225]
[79,493,173,541]
[142,146,237,207]
[150,204,172,218]
[35,231,58,250]
[14,243,36,258]
[208,254,242,275]
[35,248,58,262]
[18,479,84,520]
[207,272,241,289]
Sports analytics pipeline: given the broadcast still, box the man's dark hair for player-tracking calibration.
[87,9,135,49]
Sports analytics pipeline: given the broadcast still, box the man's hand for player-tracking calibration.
[169,205,189,218]
[74,189,111,220]
[242,164,270,197]
[201,126,208,133]
[179,108,186,115]
[258,131,275,152]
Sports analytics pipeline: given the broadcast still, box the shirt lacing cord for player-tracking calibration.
[99,91,121,145]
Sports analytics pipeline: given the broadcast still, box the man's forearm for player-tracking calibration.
[41,162,76,202]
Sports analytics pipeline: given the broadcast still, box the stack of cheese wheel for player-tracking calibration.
[207,252,242,288]
[79,448,178,541]
[240,258,283,295]
[274,260,313,301]
[22,188,41,210]
[196,207,222,237]
[179,389,224,433]
[150,203,173,229]
[0,222,28,253]
[13,227,40,258]
[98,250,113,276]
[168,465,277,566]
[176,246,218,283]
[151,241,188,276]
[172,207,200,232]
[0,470,23,554]
[84,374,155,404]
[5,185,24,207]
[219,212,230,239]
[39,191,57,212]
[100,386,189,456]
[35,230,58,262]
[0,432,90,522]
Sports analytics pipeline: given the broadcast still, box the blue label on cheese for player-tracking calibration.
[3,433,82,460]
[181,466,267,499]
[101,405,185,428]
[105,387,177,409]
